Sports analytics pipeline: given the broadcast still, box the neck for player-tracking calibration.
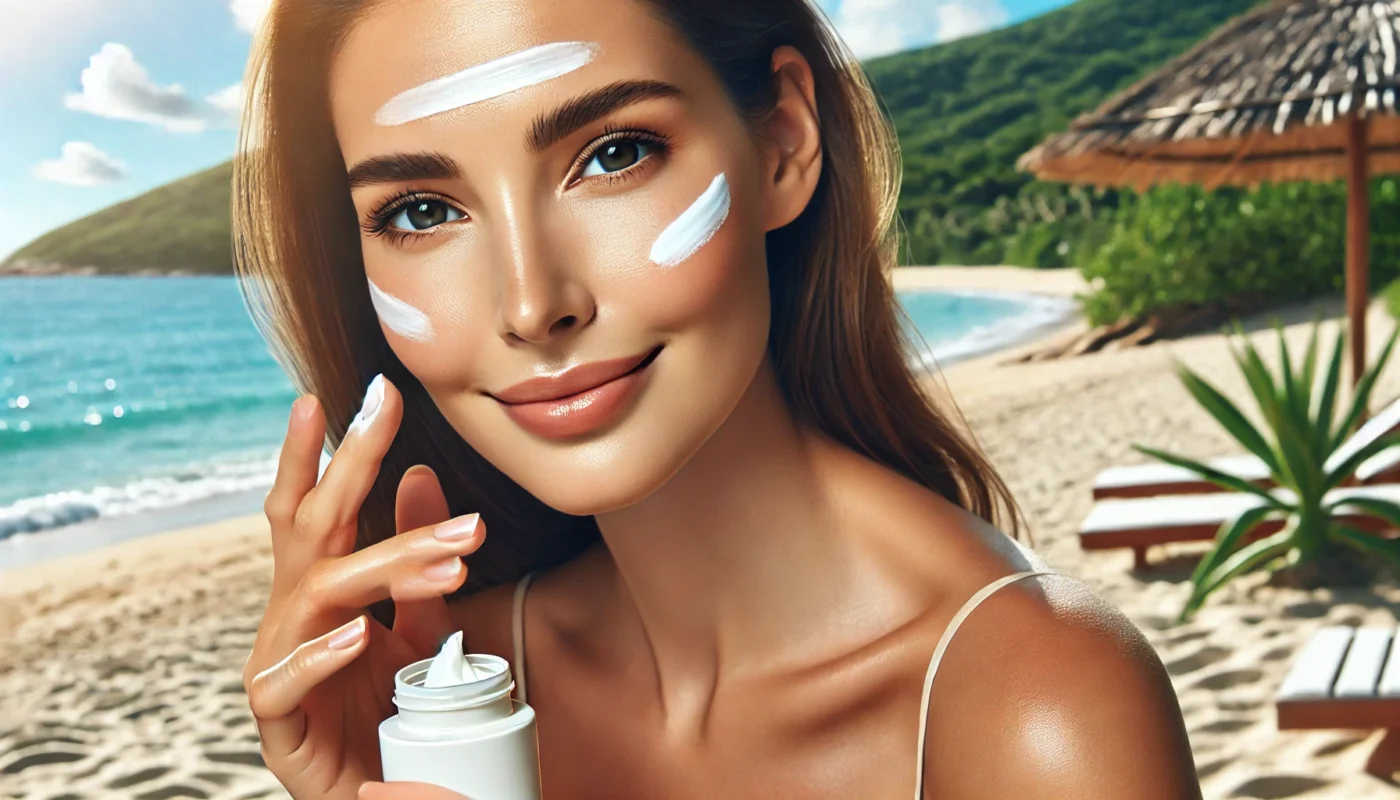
[592,358,878,731]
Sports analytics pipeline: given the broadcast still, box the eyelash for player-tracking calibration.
[361,124,673,247]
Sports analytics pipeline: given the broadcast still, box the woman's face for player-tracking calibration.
[330,0,789,514]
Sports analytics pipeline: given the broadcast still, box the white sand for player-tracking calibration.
[1,267,1397,799]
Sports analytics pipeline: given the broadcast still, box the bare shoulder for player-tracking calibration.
[921,574,1202,800]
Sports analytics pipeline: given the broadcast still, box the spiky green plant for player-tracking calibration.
[1137,322,1400,623]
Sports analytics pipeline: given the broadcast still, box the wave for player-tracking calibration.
[0,455,276,540]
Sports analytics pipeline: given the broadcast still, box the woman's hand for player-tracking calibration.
[358,781,474,800]
[243,376,485,800]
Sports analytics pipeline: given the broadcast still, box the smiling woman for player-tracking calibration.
[230,1,1200,798]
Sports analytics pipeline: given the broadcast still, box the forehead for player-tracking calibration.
[331,0,698,155]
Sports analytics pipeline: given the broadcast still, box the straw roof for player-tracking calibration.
[1019,0,1400,188]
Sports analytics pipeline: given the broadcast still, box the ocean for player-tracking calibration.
[0,276,1070,557]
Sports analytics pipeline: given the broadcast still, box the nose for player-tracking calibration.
[491,187,596,346]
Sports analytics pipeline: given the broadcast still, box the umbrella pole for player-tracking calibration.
[1345,114,1370,395]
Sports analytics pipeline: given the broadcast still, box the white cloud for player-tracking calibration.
[64,43,207,133]
[231,0,273,34]
[832,0,1010,59]
[32,142,128,186]
[935,2,1011,43]
[206,82,245,126]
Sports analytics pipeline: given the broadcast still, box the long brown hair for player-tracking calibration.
[233,0,1022,623]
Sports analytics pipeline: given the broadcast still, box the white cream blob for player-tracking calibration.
[423,631,480,688]
[347,373,385,438]
[376,41,601,126]
[649,172,731,268]
[367,276,435,342]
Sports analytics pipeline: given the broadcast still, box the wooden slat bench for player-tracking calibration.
[1091,399,1400,501]
[1078,487,1398,570]
[1276,625,1400,780]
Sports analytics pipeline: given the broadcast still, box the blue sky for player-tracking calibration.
[0,0,1073,261]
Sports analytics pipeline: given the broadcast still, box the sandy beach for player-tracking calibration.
[3,266,1398,799]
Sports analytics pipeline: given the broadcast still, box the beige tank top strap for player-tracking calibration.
[511,570,538,705]
[913,569,1057,799]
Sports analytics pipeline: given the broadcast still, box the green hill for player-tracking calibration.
[4,162,233,275]
[4,0,1261,274]
[864,0,1260,264]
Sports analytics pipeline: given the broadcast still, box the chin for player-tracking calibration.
[523,468,664,517]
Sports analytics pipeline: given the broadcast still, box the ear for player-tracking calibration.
[760,45,823,233]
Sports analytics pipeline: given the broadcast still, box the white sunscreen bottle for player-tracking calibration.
[379,631,542,799]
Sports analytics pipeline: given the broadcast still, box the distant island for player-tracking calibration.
[4,162,233,276]
[1,0,1257,276]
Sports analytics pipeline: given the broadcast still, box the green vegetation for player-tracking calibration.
[865,0,1264,267]
[1081,180,1400,326]
[1139,323,1400,622]
[4,162,232,274]
[863,0,1400,325]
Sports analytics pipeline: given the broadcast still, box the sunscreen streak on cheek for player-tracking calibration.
[649,173,731,269]
[367,277,436,342]
[375,41,602,126]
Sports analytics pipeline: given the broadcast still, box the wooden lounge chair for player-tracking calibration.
[1092,398,1400,500]
[1078,483,1400,570]
[1276,625,1400,780]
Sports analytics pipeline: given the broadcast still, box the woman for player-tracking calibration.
[234,0,1201,797]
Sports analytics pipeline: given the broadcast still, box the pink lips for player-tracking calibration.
[492,346,661,440]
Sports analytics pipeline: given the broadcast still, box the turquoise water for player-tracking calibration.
[0,276,1064,535]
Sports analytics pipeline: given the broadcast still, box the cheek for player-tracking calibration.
[363,240,491,389]
[575,172,764,336]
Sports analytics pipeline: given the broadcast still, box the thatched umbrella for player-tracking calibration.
[1019,0,1400,385]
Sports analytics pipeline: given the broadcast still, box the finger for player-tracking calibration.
[359,781,475,800]
[283,514,482,635]
[248,615,369,759]
[264,396,324,541]
[297,374,404,564]
[393,466,459,656]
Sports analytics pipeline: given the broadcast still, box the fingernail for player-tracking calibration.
[423,557,462,581]
[294,395,317,423]
[328,616,366,650]
[434,513,480,542]
[348,374,385,436]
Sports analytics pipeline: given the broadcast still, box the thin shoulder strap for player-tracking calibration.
[913,570,1056,799]
[511,571,537,705]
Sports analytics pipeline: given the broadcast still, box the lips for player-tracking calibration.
[493,346,661,404]
[491,346,662,440]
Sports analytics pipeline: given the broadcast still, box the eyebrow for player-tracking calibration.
[346,152,461,190]
[527,79,682,154]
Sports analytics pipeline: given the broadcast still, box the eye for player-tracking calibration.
[580,139,656,178]
[389,199,463,232]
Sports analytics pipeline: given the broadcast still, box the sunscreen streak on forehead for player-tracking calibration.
[650,173,731,268]
[367,276,435,342]
[375,41,602,126]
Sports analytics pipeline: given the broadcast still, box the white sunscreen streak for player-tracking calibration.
[649,173,731,268]
[367,277,435,342]
[375,41,601,126]
[424,631,480,688]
